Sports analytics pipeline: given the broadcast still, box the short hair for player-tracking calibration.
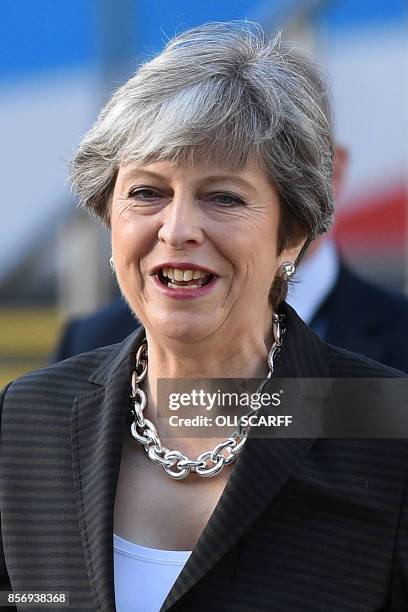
[71,21,334,305]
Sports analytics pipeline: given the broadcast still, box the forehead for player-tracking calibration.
[117,156,271,188]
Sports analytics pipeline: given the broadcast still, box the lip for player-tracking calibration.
[150,262,217,276]
[151,274,218,300]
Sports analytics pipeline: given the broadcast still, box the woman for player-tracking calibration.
[1,22,408,612]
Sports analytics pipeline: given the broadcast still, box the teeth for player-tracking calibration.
[160,267,210,281]
[168,282,199,289]
[174,269,184,281]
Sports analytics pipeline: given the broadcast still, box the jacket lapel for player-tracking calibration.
[162,303,330,610]
[71,304,329,611]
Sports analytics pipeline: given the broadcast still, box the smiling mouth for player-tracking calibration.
[156,267,215,289]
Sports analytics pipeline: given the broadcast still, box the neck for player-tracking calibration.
[147,315,273,378]
[136,311,276,457]
[141,310,273,412]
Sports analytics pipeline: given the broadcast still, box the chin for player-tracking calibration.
[150,312,213,344]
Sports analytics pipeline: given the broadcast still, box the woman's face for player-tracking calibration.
[111,157,299,343]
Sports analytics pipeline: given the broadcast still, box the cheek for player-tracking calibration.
[111,214,156,266]
[222,217,279,273]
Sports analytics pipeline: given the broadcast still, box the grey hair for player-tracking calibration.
[71,21,334,276]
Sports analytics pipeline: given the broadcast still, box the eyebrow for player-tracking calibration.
[200,175,255,191]
[120,168,167,181]
[119,168,256,191]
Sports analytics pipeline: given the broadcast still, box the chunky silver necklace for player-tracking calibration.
[129,313,285,480]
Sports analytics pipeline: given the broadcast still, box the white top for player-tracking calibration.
[113,533,192,612]
[287,238,340,325]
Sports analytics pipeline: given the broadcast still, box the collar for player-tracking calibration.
[287,238,340,324]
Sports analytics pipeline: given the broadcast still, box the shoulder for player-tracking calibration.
[338,264,408,322]
[325,340,408,379]
[322,264,408,372]
[2,322,145,407]
[1,344,119,407]
[282,301,407,379]
[320,343,408,442]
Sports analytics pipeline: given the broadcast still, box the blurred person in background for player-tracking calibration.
[2,22,408,612]
[53,146,408,371]
[288,145,408,371]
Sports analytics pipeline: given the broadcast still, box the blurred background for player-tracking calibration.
[1,0,407,386]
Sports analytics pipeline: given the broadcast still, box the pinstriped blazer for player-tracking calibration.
[1,303,408,611]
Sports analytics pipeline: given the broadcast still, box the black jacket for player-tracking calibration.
[311,263,408,371]
[2,304,408,611]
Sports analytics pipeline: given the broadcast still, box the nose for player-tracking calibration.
[157,193,204,248]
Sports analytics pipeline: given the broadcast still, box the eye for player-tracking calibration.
[127,187,162,201]
[207,192,246,207]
